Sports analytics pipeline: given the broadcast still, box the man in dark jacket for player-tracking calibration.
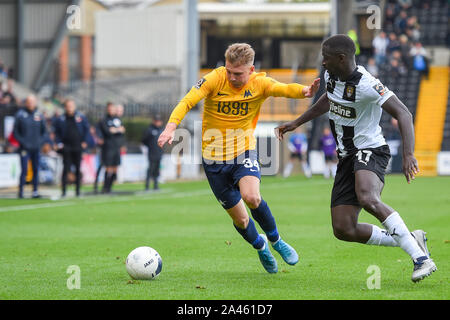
[142,114,164,190]
[53,99,90,197]
[13,95,47,198]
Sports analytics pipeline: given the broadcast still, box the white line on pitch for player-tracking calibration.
[0,201,76,213]
[0,179,331,213]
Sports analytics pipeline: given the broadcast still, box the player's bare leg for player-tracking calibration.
[355,170,436,281]
[355,170,393,221]
[239,176,299,265]
[226,199,250,229]
[239,176,261,209]
[331,203,398,246]
[331,171,405,244]
[331,205,374,243]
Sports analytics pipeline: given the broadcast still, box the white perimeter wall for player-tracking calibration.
[95,4,184,69]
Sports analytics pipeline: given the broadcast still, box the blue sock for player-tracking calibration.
[250,199,280,243]
[234,218,264,250]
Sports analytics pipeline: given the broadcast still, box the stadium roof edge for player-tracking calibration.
[198,2,330,14]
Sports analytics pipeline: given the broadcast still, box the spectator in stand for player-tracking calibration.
[387,58,403,78]
[384,117,402,141]
[384,5,397,31]
[372,31,389,66]
[387,32,402,56]
[50,108,62,128]
[347,29,360,56]
[406,16,421,42]
[395,10,409,34]
[410,41,430,78]
[53,99,90,197]
[398,34,412,66]
[410,41,427,58]
[390,50,408,75]
[366,57,379,77]
[417,0,433,10]
[0,80,17,108]
[0,59,8,78]
[368,0,437,125]
[397,0,412,10]
[13,95,47,199]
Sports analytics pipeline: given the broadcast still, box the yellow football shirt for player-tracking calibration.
[168,66,307,161]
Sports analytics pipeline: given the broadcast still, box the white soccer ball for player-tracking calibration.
[126,246,162,280]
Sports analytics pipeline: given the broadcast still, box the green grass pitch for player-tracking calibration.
[0,175,448,300]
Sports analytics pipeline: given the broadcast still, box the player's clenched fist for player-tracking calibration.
[157,122,177,148]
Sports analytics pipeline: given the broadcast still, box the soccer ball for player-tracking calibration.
[126,246,162,280]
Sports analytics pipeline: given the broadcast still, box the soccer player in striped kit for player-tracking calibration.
[275,35,436,282]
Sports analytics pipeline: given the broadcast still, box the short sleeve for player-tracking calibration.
[363,75,395,107]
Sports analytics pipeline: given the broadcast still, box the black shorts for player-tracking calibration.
[331,145,391,208]
[102,148,121,166]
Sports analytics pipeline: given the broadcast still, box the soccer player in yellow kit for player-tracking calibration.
[158,43,319,273]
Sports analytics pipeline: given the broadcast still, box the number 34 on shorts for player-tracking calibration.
[243,158,260,172]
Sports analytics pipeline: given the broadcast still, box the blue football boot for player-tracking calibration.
[272,238,299,265]
[257,234,278,274]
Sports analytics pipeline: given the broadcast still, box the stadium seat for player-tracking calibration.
[399,77,408,85]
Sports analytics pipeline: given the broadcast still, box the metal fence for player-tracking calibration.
[54,72,182,122]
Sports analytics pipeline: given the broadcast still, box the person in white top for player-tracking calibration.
[372,31,389,66]
[275,34,437,283]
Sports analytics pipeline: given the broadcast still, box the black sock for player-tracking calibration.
[103,172,113,193]
[110,173,117,191]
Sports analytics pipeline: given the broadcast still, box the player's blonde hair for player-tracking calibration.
[224,43,255,66]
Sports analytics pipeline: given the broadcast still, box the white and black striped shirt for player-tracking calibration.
[324,65,394,158]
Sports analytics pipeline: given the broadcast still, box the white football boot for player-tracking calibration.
[410,230,437,282]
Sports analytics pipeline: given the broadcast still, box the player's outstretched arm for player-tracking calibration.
[381,95,419,184]
[275,93,329,141]
[158,71,216,149]
[268,78,320,99]
[158,80,210,149]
